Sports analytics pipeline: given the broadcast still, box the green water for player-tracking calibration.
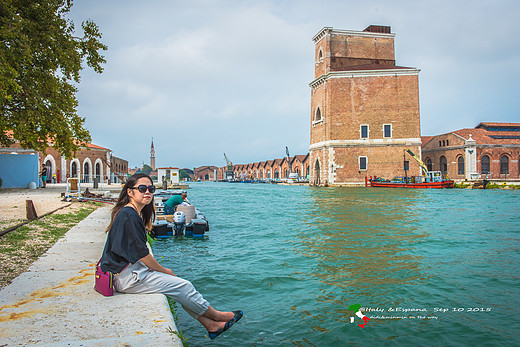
[153,182,520,346]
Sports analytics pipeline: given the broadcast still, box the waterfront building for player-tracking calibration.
[212,155,309,181]
[194,166,219,181]
[157,167,179,184]
[422,122,520,181]
[3,139,127,184]
[308,25,422,186]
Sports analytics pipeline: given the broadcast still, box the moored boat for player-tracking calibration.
[151,190,209,238]
[368,176,454,189]
[367,149,454,189]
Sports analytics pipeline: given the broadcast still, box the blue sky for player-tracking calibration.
[69,0,520,169]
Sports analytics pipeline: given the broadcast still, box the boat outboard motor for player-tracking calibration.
[172,211,186,236]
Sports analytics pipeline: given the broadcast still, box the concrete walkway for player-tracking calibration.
[0,206,182,346]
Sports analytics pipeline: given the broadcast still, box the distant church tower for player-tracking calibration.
[150,138,156,170]
[309,25,422,186]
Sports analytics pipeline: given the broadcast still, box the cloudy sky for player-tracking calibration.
[68,0,520,169]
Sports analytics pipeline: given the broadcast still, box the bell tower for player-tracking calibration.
[309,25,422,185]
[150,138,156,170]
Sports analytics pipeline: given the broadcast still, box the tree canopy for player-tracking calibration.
[141,164,153,175]
[0,0,107,158]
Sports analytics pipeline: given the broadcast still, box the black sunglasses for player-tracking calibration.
[130,185,156,194]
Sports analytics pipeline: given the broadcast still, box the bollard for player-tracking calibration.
[26,200,38,221]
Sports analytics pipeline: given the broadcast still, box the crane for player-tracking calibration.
[286,146,292,175]
[405,149,428,176]
[101,157,127,184]
[223,153,234,180]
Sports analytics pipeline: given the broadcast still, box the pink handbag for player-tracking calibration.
[94,260,113,296]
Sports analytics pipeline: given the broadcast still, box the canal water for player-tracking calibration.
[152,182,520,346]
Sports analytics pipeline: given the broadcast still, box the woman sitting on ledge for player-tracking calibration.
[100,173,242,339]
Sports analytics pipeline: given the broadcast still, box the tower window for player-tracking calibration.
[360,125,369,139]
[318,49,323,61]
[383,124,392,138]
[359,156,367,171]
[315,107,322,121]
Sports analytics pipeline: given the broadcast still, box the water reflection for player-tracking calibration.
[290,187,429,334]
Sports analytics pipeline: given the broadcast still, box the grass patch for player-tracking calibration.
[454,182,471,188]
[166,297,190,346]
[0,202,100,289]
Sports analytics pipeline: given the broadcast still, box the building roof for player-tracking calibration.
[476,122,520,128]
[423,122,520,146]
[332,63,415,72]
[292,154,309,163]
[421,136,434,146]
[86,143,110,151]
[452,128,520,145]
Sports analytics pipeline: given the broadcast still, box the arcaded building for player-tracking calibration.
[309,25,422,186]
[422,122,520,181]
[3,140,127,184]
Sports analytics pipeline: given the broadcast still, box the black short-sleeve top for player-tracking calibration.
[100,206,150,273]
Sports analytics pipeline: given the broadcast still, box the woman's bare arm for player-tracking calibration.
[139,253,175,276]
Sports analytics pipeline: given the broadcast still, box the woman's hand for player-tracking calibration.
[164,268,176,276]
[140,253,176,276]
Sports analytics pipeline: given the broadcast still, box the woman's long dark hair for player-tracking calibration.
[106,173,155,233]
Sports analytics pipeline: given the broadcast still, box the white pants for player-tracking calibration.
[114,260,210,319]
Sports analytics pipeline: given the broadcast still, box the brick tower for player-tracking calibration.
[309,25,422,186]
[150,138,156,170]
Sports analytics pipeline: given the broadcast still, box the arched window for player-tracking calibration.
[426,158,433,172]
[71,162,77,177]
[318,49,323,60]
[457,156,464,175]
[440,156,447,174]
[44,160,52,183]
[500,155,509,175]
[315,107,322,121]
[481,155,490,174]
[83,162,90,183]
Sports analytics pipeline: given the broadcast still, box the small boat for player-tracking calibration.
[151,190,209,238]
[367,149,454,189]
[367,171,454,189]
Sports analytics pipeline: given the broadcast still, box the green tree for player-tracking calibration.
[141,164,152,175]
[0,0,107,158]
[179,169,191,181]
